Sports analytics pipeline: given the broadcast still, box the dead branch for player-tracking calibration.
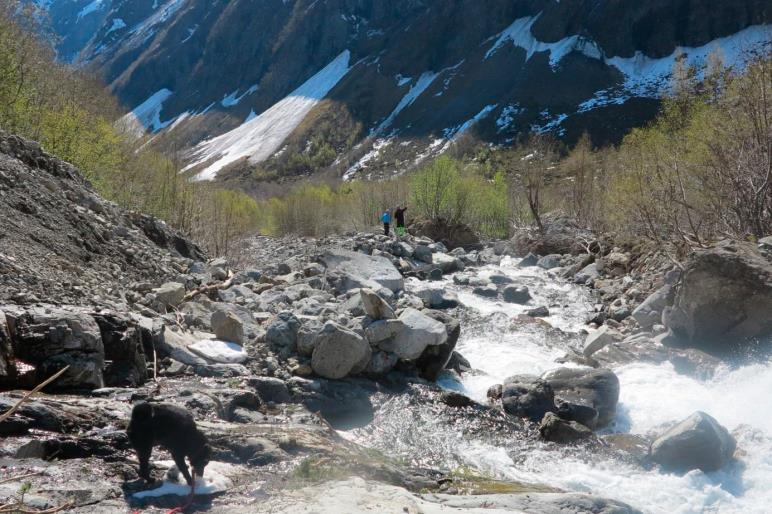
[0,366,70,424]
[181,273,234,303]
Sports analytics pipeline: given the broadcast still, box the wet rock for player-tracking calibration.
[473,285,499,298]
[662,240,772,353]
[583,325,624,357]
[631,286,670,331]
[500,375,555,422]
[211,310,245,345]
[668,348,723,380]
[537,254,562,270]
[502,285,531,304]
[445,351,471,374]
[650,411,736,472]
[266,312,301,358]
[539,412,594,443]
[378,308,448,361]
[248,377,291,404]
[311,322,371,379]
[556,402,599,429]
[526,306,550,317]
[93,312,147,388]
[415,288,459,309]
[415,310,461,381]
[543,368,620,428]
[488,273,514,285]
[440,391,475,408]
[518,253,539,267]
[154,282,186,307]
[360,289,396,320]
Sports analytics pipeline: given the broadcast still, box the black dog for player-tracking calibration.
[127,402,211,487]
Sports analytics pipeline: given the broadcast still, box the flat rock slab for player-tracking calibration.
[189,339,248,364]
[322,250,404,293]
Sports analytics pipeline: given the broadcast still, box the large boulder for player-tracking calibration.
[650,411,736,472]
[154,282,186,307]
[500,375,555,422]
[211,310,245,345]
[631,286,671,331]
[583,325,624,357]
[662,240,772,353]
[322,250,404,294]
[4,306,104,389]
[410,218,481,250]
[265,312,301,358]
[415,310,461,381]
[415,288,459,309]
[311,322,371,379]
[503,285,531,304]
[92,313,147,387]
[0,310,16,384]
[378,308,447,361]
[542,368,620,428]
[539,412,594,443]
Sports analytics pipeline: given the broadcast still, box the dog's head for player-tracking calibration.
[190,442,211,479]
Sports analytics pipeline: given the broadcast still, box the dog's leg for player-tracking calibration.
[172,450,194,487]
[135,442,153,483]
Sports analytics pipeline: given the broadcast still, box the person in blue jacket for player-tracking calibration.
[381,209,392,236]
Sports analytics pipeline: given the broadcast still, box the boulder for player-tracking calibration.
[539,412,594,443]
[5,306,104,389]
[583,325,624,357]
[537,254,562,270]
[360,289,396,320]
[526,306,550,317]
[500,375,555,421]
[265,312,301,358]
[573,263,599,284]
[296,318,324,356]
[364,319,406,343]
[631,286,671,331]
[473,285,499,298]
[414,245,433,263]
[415,288,459,309]
[92,313,147,387]
[0,310,16,383]
[431,253,464,274]
[518,253,539,267]
[248,376,291,404]
[598,252,630,277]
[321,250,404,294]
[154,282,186,307]
[311,322,371,379]
[211,310,245,345]
[556,402,599,429]
[445,351,472,373]
[503,285,531,304]
[366,351,399,375]
[378,308,447,361]
[542,368,620,428]
[662,240,772,353]
[415,310,461,381]
[650,411,736,472]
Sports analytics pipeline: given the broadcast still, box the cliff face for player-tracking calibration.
[39,0,771,185]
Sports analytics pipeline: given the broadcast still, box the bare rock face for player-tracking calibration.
[650,411,736,472]
[311,322,371,379]
[663,240,772,353]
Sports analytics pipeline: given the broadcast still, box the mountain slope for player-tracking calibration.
[39,0,771,186]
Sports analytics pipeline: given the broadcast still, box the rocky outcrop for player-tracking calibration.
[322,250,405,295]
[499,375,555,422]
[415,311,461,381]
[650,411,736,472]
[379,308,448,361]
[662,240,772,353]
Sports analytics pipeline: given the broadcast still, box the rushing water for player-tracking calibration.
[347,256,772,514]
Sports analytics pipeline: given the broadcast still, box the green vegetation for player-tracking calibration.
[0,1,261,257]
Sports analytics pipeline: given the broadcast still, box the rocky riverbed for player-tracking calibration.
[1,133,771,513]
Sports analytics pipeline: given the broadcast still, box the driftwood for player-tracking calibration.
[0,366,70,424]
[181,274,235,303]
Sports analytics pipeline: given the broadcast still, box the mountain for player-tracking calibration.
[37,0,771,189]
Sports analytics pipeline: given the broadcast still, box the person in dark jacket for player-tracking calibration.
[381,210,392,236]
[394,206,408,237]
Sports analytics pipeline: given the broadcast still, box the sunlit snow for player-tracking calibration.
[117,88,174,137]
[185,50,351,180]
[76,0,107,21]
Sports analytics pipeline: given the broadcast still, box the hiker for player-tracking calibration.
[394,205,408,237]
[381,209,392,236]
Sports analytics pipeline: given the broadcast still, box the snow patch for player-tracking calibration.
[117,89,174,137]
[220,84,258,107]
[395,74,412,87]
[531,112,568,135]
[343,138,392,181]
[132,461,233,499]
[77,0,107,20]
[106,18,126,35]
[188,340,247,364]
[485,14,602,67]
[444,104,497,140]
[373,71,438,135]
[496,104,524,131]
[185,50,351,181]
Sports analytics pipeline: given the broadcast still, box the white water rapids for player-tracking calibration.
[347,256,772,514]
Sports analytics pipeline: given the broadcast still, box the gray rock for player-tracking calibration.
[155,282,186,307]
[503,285,531,304]
[632,286,670,331]
[322,249,404,294]
[378,308,448,361]
[526,306,550,317]
[249,377,291,404]
[360,289,396,320]
[583,325,624,357]
[662,240,772,352]
[539,412,594,443]
[311,322,371,379]
[556,402,599,429]
[0,310,15,383]
[574,263,599,284]
[211,310,245,345]
[414,245,433,263]
[488,273,514,285]
[265,312,301,358]
[650,411,736,472]
[537,254,562,270]
[500,375,555,421]
[415,288,459,309]
[366,351,399,375]
[473,285,499,298]
[431,252,463,273]
[518,253,539,267]
[424,492,641,513]
[415,310,461,381]
[297,318,324,357]
[543,367,620,428]
[364,319,406,343]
